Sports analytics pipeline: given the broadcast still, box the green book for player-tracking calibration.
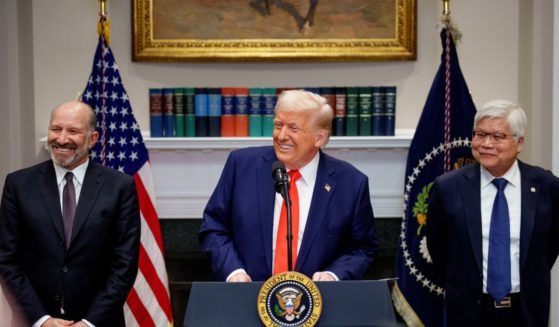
[372,87,384,136]
[358,87,372,136]
[345,87,359,136]
[248,88,263,137]
[173,87,186,137]
[184,87,196,137]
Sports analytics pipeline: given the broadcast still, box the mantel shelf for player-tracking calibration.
[40,129,415,151]
[39,130,414,219]
[142,129,414,151]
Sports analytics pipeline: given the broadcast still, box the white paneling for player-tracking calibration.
[41,133,412,219]
[147,136,411,219]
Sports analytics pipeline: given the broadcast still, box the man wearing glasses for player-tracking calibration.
[427,99,559,327]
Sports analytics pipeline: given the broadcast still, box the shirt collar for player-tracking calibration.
[480,160,520,188]
[53,159,89,187]
[288,151,320,187]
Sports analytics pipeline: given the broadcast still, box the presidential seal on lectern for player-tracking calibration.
[257,272,322,327]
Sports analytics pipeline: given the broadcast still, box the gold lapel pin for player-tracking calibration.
[530,187,536,193]
[324,184,331,192]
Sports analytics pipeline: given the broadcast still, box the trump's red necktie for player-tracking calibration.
[273,170,301,275]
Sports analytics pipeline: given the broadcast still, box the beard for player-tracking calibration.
[48,137,91,169]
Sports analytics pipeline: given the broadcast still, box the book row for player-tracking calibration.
[149,87,397,137]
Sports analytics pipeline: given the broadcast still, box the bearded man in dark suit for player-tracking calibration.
[0,101,140,327]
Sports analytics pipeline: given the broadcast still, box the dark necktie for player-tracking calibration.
[273,170,301,275]
[63,172,76,249]
[487,178,511,301]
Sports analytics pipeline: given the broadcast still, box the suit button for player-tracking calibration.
[62,266,68,273]
[54,295,60,302]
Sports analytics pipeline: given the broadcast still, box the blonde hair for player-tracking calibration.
[275,90,333,133]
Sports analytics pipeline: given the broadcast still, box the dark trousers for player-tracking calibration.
[480,293,521,327]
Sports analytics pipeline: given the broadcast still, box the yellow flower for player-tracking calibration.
[416,213,427,225]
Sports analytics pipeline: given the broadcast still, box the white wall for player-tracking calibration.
[0,0,35,184]
[1,0,558,324]
[28,0,534,160]
[551,0,559,324]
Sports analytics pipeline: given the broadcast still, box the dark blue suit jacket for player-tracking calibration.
[199,146,378,281]
[427,161,559,327]
[0,160,140,326]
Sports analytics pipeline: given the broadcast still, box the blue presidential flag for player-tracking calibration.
[392,26,477,326]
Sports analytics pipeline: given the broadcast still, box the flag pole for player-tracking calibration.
[442,0,450,16]
[99,0,107,17]
[96,0,110,45]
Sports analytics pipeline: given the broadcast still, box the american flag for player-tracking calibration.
[81,19,174,327]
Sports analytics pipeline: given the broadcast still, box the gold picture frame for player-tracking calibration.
[132,0,416,62]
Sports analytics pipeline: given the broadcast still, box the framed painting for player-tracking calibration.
[132,0,416,62]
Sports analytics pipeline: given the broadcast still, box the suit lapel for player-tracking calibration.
[296,151,335,270]
[37,161,65,241]
[518,161,538,271]
[70,161,105,246]
[463,164,483,274]
[257,150,277,275]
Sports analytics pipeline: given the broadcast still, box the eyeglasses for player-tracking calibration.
[472,131,516,143]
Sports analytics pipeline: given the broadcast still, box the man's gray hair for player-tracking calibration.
[474,99,527,142]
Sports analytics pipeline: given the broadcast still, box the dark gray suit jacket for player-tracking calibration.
[0,160,140,326]
[427,161,559,327]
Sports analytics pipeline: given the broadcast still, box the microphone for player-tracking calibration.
[271,161,294,271]
[272,161,289,199]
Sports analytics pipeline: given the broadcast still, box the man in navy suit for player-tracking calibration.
[427,99,559,326]
[199,90,377,282]
[0,101,140,326]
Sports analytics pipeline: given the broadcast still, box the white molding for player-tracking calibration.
[40,130,413,219]
[142,129,415,151]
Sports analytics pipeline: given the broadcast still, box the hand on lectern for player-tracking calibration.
[227,272,252,282]
[312,272,336,281]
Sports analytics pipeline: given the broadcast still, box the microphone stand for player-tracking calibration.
[282,180,294,272]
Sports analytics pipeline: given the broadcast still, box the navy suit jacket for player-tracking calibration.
[199,146,378,281]
[427,161,559,327]
[0,160,140,326]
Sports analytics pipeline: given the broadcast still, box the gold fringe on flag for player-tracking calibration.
[440,15,462,44]
[439,0,462,44]
[97,18,111,45]
[97,0,110,45]
[392,283,425,327]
